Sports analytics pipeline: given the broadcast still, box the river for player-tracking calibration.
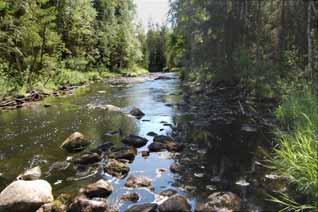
[0,73,277,211]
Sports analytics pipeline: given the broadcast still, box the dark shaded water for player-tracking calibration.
[0,73,276,211]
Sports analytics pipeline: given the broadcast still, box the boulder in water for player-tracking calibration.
[159,195,191,212]
[126,203,158,212]
[104,159,130,178]
[80,179,113,198]
[196,192,241,212]
[122,135,148,148]
[130,107,145,118]
[125,176,152,188]
[0,180,54,212]
[73,153,102,165]
[121,192,139,202]
[68,195,110,212]
[60,132,91,153]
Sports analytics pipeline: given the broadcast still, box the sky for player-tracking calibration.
[135,0,170,29]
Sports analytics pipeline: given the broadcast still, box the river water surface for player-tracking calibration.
[0,73,276,211]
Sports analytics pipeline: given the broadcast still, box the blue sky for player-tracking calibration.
[135,0,170,28]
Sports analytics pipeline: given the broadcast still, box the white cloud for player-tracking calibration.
[135,0,170,29]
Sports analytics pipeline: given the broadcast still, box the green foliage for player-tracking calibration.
[0,0,145,95]
[272,92,318,211]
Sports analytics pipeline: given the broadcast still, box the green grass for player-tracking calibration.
[272,91,318,211]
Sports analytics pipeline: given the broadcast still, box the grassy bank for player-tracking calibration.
[271,91,318,211]
[0,66,148,98]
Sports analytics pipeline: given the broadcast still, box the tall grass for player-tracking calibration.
[272,91,318,211]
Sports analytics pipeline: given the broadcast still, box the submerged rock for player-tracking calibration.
[17,166,42,180]
[147,132,158,137]
[130,107,145,118]
[148,142,167,152]
[60,132,91,153]
[120,192,139,202]
[73,153,102,165]
[104,159,129,178]
[122,135,148,148]
[80,179,113,198]
[159,195,191,212]
[0,180,54,212]
[68,195,110,212]
[109,146,136,162]
[125,176,152,188]
[140,151,150,157]
[196,192,241,212]
[126,203,158,212]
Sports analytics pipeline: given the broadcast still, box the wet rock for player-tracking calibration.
[96,141,113,152]
[104,159,129,178]
[17,166,42,180]
[125,176,152,188]
[105,104,121,112]
[47,161,70,174]
[0,180,54,212]
[73,153,102,165]
[60,132,91,153]
[80,179,113,198]
[159,189,177,197]
[141,151,150,157]
[109,146,136,162]
[155,76,173,80]
[170,163,182,173]
[120,193,139,202]
[147,132,158,137]
[126,203,158,212]
[122,135,148,148]
[165,142,184,152]
[196,192,241,212]
[130,107,145,118]
[148,142,166,152]
[68,195,110,212]
[159,195,191,212]
[43,104,51,108]
[153,135,175,143]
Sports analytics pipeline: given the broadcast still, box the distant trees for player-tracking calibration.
[169,0,318,95]
[0,0,143,88]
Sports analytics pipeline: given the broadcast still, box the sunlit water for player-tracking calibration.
[0,73,275,211]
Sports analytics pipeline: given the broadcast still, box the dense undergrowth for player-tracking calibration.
[272,91,318,211]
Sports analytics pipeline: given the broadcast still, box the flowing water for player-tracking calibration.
[0,73,276,211]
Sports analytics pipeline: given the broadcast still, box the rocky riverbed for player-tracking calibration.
[0,73,282,211]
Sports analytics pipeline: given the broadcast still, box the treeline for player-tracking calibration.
[0,0,144,92]
[169,0,318,96]
[169,0,318,210]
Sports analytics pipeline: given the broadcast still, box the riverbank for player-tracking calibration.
[0,67,149,111]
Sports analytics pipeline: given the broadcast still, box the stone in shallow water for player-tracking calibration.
[73,153,102,165]
[80,179,113,198]
[0,180,54,212]
[196,192,241,212]
[122,135,148,148]
[125,176,152,188]
[130,107,145,118]
[120,192,139,202]
[126,203,158,212]
[68,195,110,212]
[159,189,177,197]
[170,162,182,173]
[159,195,191,212]
[104,159,130,178]
[60,132,91,153]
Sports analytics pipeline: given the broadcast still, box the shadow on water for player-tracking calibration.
[0,73,277,211]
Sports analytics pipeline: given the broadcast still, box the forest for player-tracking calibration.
[0,0,317,212]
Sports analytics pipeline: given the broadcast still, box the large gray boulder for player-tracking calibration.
[60,132,91,153]
[0,180,54,212]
